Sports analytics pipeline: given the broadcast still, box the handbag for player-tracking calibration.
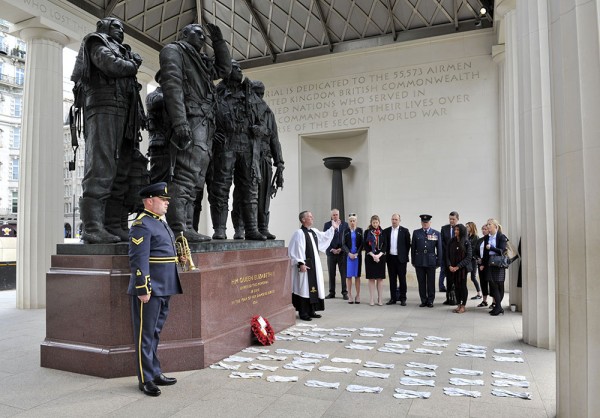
[489,254,510,268]
[448,286,458,305]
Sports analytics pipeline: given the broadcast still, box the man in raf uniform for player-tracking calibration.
[411,214,442,307]
[128,182,183,396]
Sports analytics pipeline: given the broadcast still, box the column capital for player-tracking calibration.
[13,18,70,46]
[495,0,517,18]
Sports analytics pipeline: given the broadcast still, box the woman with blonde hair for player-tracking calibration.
[342,213,363,304]
[486,218,508,316]
[364,215,387,306]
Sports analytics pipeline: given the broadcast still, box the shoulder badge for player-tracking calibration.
[131,236,144,245]
[132,220,143,226]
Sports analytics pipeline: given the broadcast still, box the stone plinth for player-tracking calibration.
[41,241,295,378]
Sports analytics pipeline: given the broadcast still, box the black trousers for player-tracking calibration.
[470,259,481,292]
[415,266,436,304]
[488,279,505,310]
[479,266,490,296]
[387,257,407,301]
[326,253,347,296]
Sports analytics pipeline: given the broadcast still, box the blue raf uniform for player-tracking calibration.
[411,214,442,307]
[128,182,182,394]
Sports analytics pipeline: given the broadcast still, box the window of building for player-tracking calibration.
[11,190,17,213]
[9,157,18,181]
[10,127,20,149]
[15,68,24,85]
[11,96,22,117]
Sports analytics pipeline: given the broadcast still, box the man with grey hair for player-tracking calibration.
[323,209,349,299]
[158,23,231,242]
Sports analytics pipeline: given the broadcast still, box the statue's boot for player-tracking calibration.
[258,211,276,240]
[104,198,130,241]
[231,206,245,239]
[185,203,211,242]
[80,197,120,244]
[243,203,266,241]
[166,196,186,237]
[210,205,228,240]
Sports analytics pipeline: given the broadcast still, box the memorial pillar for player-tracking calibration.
[515,0,555,349]
[323,157,351,219]
[15,26,69,309]
[548,0,600,415]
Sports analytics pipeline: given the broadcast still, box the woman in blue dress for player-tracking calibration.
[342,213,363,304]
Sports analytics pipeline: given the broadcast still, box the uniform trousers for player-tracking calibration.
[131,295,171,384]
[386,257,407,302]
[326,254,347,296]
[415,266,437,304]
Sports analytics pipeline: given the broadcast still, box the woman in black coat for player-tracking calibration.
[364,215,387,306]
[486,218,508,316]
[342,213,363,304]
[446,224,472,313]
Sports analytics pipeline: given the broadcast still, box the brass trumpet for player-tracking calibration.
[175,232,198,271]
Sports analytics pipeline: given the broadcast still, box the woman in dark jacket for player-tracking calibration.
[476,223,492,307]
[446,224,472,313]
[342,213,363,304]
[364,215,387,306]
[486,218,508,316]
[466,222,482,300]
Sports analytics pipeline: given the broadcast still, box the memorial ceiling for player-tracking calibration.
[65,0,493,68]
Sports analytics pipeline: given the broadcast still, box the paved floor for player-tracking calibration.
[0,283,556,418]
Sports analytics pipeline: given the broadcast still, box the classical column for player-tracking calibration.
[323,157,351,220]
[515,0,555,349]
[16,27,69,309]
[549,0,600,415]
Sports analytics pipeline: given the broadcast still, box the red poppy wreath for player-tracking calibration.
[251,315,275,346]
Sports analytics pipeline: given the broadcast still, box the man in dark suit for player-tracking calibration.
[383,213,411,305]
[323,209,349,299]
[411,214,442,307]
[440,211,459,302]
[128,182,183,396]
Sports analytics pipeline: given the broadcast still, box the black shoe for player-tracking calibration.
[400,300,407,306]
[299,315,312,321]
[386,300,397,305]
[442,300,451,305]
[154,374,177,386]
[310,313,322,319]
[439,287,447,292]
[471,295,482,300]
[342,294,349,300]
[427,303,434,308]
[419,303,427,307]
[490,308,504,316]
[139,381,161,396]
[477,301,488,307]
[325,294,335,299]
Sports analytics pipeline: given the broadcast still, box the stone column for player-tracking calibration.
[16,27,69,309]
[323,157,351,219]
[548,0,600,415]
[515,0,555,349]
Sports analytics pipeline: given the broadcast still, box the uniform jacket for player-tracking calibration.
[324,220,348,254]
[383,225,411,263]
[440,224,454,255]
[128,210,183,297]
[411,228,442,267]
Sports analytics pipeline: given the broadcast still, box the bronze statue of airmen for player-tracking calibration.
[158,23,231,242]
[146,70,170,184]
[209,60,265,241]
[71,18,146,244]
[231,80,284,240]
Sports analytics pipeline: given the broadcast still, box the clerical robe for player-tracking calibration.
[288,225,335,313]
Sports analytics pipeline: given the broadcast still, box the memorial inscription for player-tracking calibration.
[266,59,485,132]
[231,271,276,305]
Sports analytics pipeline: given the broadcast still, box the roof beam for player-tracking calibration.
[314,0,333,52]
[387,0,397,41]
[104,0,120,17]
[240,0,277,62]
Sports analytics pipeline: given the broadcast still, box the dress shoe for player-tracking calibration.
[299,315,312,321]
[386,300,396,305]
[427,303,434,308]
[154,374,177,386]
[490,308,504,316]
[419,303,427,307]
[310,313,322,318]
[325,294,335,299]
[400,300,407,306]
[139,381,161,397]
[471,295,482,300]
[439,287,447,292]
[477,301,488,307]
[342,294,349,300]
